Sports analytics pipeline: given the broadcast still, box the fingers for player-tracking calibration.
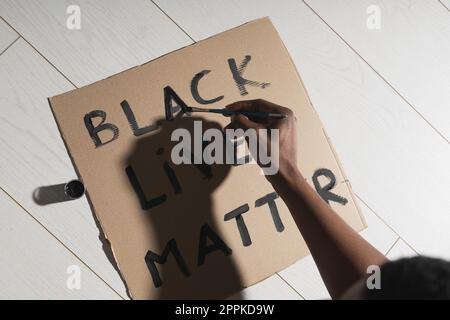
[224,99,295,131]
[225,114,259,131]
[225,100,259,112]
[225,99,292,115]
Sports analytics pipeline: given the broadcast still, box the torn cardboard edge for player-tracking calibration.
[48,96,133,299]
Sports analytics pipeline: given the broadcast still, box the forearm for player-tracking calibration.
[270,165,387,299]
[225,99,387,298]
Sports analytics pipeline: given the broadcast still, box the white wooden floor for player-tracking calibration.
[0,0,448,300]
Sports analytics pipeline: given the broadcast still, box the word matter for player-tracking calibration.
[145,192,283,288]
[143,168,347,288]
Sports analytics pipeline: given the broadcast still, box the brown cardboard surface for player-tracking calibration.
[49,17,365,299]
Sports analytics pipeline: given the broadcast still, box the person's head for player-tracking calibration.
[343,256,450,299]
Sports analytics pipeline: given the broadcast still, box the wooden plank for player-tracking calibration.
[0,0,192,87]
[0,17,18,53]
[0,39,127,297]
[305,0,450,140]
[154,0,450,261]
[357,199,399,254]
[278,199,399,299]
[279,255,330,300]
[228,275,303,300]
[386,239,418,261]
[0,0,194,298]
[0,189,121,299]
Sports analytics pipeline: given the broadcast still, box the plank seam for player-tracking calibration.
[386,237,420,257]
[438,0,450,11]
[150,0,197,43]
[0,186,126,299]
[0,16,78,89]
[354,194,400,239]
[275,273,306,299]
[0,35,20,56]
[302,0,449,143]
[0,16,130,299]
[354,194,421,256]
[398,237,421,256]
[385,237,401,257]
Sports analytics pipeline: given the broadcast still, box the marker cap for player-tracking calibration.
[64,180,85,199]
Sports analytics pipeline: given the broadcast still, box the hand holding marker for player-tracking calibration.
[185,106,287,120]
[46,104,284,204]
[61,103,284,202]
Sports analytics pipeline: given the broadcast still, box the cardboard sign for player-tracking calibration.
[49,18,365,299]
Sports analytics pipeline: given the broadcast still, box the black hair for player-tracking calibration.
[364,256,450,300]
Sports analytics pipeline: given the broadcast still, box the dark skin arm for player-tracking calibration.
[225,99,387,299]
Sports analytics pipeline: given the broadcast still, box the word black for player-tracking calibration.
[83,55,270,148]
